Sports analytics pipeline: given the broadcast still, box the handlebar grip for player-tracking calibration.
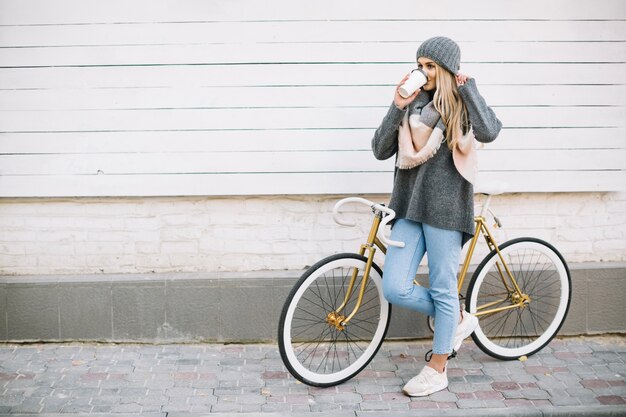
[377,209,405,248]
[332,197,405,248]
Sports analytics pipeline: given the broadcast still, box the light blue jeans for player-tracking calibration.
[383,219,462,354]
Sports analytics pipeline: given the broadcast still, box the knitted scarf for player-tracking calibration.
[396,102,445,169]
[396,100,478,184]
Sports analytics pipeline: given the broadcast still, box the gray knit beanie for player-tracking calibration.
[416,36,461,74]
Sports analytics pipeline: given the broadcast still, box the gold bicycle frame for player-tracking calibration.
[327,207,386,330]
[456,216,527,317]
[328,208,528,330]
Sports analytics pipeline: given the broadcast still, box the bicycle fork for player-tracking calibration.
[326,209,386,331]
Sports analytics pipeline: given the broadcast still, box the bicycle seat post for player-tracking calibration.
[480,194,493,218]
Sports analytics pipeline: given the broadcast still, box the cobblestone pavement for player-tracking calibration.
[1,336,625,416]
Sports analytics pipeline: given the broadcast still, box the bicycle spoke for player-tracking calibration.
[293,305,327,323]
[297,326,334,366]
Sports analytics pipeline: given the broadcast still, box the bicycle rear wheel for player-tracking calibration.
[278,253,390,387]
[467,238,571,360]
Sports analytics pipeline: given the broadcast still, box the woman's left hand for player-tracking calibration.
[456,73,470,86]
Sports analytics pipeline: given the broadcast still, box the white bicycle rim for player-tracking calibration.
[281,257,389,385]
[469,240,570,358]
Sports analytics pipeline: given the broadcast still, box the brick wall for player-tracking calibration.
[0,192,624,275]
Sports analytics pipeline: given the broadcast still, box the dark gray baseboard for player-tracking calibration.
[1,263,624,343]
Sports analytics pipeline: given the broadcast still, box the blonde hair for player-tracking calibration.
[432,65,469,149]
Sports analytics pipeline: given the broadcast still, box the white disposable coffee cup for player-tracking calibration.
[398,69,428,98]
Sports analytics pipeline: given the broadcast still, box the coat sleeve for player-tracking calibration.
[458,78,502,143]
[371,103,406,160]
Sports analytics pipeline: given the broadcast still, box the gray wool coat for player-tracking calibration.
[371,78,502,245]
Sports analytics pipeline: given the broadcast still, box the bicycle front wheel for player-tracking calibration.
[278,253,390,387]
[467,238,571,360]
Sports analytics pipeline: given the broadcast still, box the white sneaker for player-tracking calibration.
[402,365,448,397]
[453,311,479,352]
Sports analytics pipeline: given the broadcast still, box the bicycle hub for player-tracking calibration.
[326,311,346,331]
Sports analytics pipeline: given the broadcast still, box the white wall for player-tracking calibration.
[0,193,625,275]
[1,1,625,275]
[0,0,625,196]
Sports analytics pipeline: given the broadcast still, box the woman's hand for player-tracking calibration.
[394,74,420,109]
[456,72,471,86]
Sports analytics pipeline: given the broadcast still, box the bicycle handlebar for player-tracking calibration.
[332,197,405,248]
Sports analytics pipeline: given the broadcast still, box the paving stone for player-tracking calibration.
[465,374,494,384]
[210,402,242,412]
[509,373,540,383]
[355,384,384,394]
[408,400,439,409]
[91,405,114,413]
[520,388,551,400]
[165,387,195,397]
[161,403,192,412]
[381,392,410,403]
[0,393,24,406]
[1,337,626,416]
[457,399,489,408]
[360,401,390,411]
[388,402,411,411]
[448,383,492,393]
[90,395,121,406]
[475,390,504,400]
[492,381,520,391]
[483,400,507,408]
[501,390,526,399]
[111,403,143,413]
[7,397,43,414]
[549,395,581,406]
[262,402,295,412]
[60,403,93,413]
[428,390,458,402]
[331,393,362,404]
[236,394,269,405]
[536,378,568,390]
[596,395,626,405]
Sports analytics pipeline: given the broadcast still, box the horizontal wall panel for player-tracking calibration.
[473,171,626,193]
[2,42,625,67]
[0,149,622,176]
[0,170,623,198]
[0,172,394,197]
[0,0,624,196]
[480,149,625,171]
[487,128,626,150]
[1,0,624,25]
[0,130,372,153]
[2,63,624,90]
[0,151,392,175]
[1,128,624,154]
[3,85,626,111]
[2,21,626,47]
[1,106,623,132]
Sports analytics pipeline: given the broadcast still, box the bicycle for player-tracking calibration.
[278,184,572,387]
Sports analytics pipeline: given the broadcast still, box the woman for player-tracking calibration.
[371,36,502,397]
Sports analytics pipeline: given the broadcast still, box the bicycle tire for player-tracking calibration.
[278,253,391,387]
[467,237,571,360]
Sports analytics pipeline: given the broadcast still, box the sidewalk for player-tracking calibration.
[1,336,625,416]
